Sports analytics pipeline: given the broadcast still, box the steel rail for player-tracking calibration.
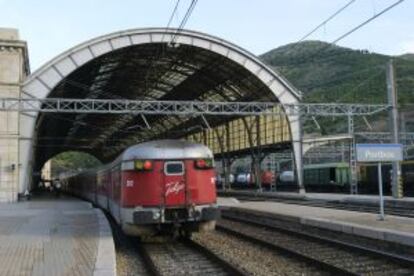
[216,224,357,276]
[137,243,162,276]
[220,209,414,271]
[138,238,246,276]
[182,238,247,276]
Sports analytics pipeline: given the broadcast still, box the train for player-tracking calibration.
[215,160,413,195]
[216,171,275,189]
[292,161,414,195]
[303,162,350,193]
[62,140,220,237]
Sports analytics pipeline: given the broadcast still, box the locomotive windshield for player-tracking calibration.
[165,161,184,175]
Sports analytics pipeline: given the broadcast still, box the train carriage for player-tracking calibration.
[63,140,220,237]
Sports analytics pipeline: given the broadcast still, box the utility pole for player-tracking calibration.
[386,59,403,198]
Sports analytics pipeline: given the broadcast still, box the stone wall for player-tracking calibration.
[0,28,29,202]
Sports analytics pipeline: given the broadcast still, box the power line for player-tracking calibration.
[270,0,356,59]
[171,0,199,43]
[35,0,200,148]
[334,67,386,103]
[298,0,356,43]
[331,0,405,45]
[279,0,406,101]
[328,0,406,104]
[166,0,181,29]
[270,0,405,70]
[161,0,181,42]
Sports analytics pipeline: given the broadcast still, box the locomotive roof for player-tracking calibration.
[120,139,213,161]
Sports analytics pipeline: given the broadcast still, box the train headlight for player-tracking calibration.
[143,160,152,170]
[135,160,153,171]
[194,158,214,169]
[152,211,160,220]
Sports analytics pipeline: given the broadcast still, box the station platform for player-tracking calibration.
[0,195,116,276]
[218,189,414,209]
[217,197,414,248]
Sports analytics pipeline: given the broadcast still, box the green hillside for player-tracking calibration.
[260,41,414,106]
[399,53,414,62]
[51,151,101,177]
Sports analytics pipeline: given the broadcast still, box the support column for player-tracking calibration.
[0,28,29,202]
[348,115,358,194]
[224,123,232,190]
[289,114,305,194]
[255,116,262,191]
[386,59,403,198]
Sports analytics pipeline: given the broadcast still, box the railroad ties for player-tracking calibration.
[108,202,414,275]
[217,208,414,275]
[138,239,246,276]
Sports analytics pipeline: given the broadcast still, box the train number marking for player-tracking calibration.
[126,180,134,187]
[165,181,185,196]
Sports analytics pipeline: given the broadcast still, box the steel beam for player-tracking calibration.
[0,98,389,116]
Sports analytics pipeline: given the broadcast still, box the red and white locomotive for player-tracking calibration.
[63,140,220,236]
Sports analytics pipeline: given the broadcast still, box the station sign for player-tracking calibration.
[356,144,403,162]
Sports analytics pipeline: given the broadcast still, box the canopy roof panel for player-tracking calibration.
[21,28,301,170]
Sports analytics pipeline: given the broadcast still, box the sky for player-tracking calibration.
[0,0,413,70]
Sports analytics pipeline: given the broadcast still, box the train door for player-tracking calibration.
[163,161,186,206]
[115,165,122,222]
[107,171,112,212]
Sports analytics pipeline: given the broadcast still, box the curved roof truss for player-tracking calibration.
[18,28,303,182]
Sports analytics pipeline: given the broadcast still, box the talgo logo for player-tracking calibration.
[165,181,185,196]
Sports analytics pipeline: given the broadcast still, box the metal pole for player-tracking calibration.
[348,115,358,194]
[386,59,402,198]
[256,116,262,192]
[221,158,226,191]
[298,115,305,194]
[377,162,385,221]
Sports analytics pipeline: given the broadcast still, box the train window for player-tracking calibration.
[164,161,184,175]
[329,168,336,182]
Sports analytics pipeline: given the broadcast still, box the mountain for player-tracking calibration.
[260,41,414,105]
[399,53,414,61]
[260,41,414,133]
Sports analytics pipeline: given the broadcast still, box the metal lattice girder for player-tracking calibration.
[0,98,389,116]
[355,132,414,141]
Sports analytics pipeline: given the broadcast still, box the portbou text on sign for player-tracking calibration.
[356,144,403,162]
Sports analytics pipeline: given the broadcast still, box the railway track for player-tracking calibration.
[219,209,414,276]
[107,208,245,276]
[220,191,414,218]
[139,238,246,276]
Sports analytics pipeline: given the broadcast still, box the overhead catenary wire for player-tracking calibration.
[297,0,356,43]
[331,0,405,45]
[170,0,198,44]
[270,0,406,70]
[305,0,406,56]
[335,66,387,103]
[161,0,181,42]
[145,0,199,90]
[276,0,407,108]
[329,0,406,104]
[166,0,182,30]
[273,0,356,59]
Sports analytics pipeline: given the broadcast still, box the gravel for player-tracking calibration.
[105,213,150,276]
[193,230,328,276]
[143,241,231,276]
[217,218,414,276]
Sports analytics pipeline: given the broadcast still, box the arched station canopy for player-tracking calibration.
[20,28,302,177]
